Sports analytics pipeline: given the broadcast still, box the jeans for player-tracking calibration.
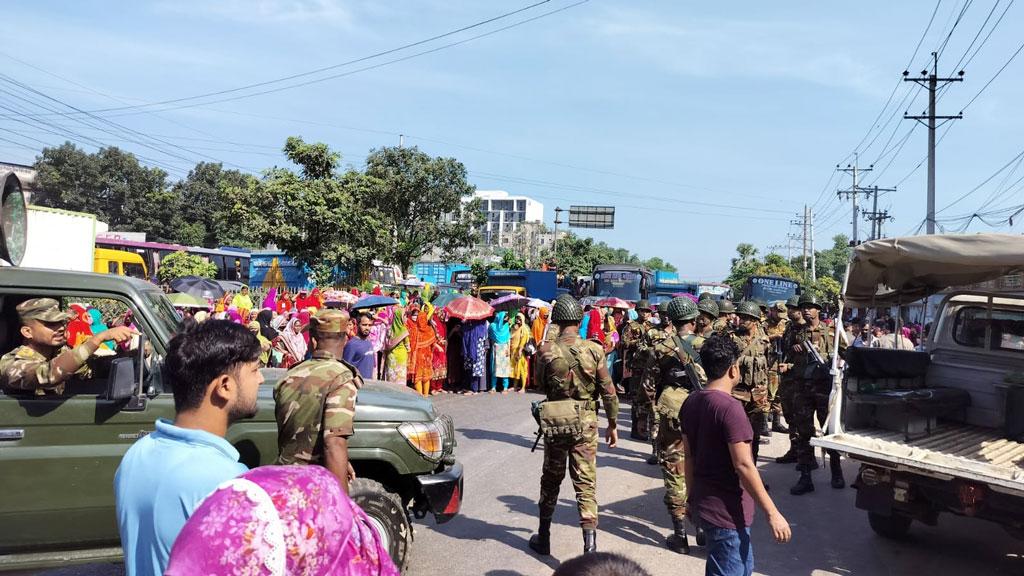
[702,520,753,576]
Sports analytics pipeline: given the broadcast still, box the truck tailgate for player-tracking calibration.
[814,424,1024,496]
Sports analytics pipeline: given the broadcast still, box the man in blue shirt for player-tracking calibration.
[343,312,377,379]
[114,320,263,576]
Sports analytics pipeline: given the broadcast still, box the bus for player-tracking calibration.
[591,264,654,302]
[94,237,251,284]
[742,275,799,305]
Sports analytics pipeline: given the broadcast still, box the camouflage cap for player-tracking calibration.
[310,308,350,333]
[17,298,72,323]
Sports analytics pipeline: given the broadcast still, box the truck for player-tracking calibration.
[17,206,148,279]
[650,271,689,306]
[481,269,557,302]
[590,264,653,303]
[812,233,1024,542]
[413,262,470,287]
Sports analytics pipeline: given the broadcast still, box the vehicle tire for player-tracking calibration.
[868,511,912,539]
[349,478,411,571]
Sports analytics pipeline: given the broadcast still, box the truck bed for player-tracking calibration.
[815,423,1024,496]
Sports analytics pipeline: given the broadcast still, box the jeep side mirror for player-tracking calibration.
[104,357,136,402]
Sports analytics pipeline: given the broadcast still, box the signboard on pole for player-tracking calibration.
[568,205,615,229]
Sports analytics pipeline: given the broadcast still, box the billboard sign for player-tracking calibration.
[568,205,615,229]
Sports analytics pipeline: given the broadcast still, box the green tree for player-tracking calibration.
[642,256,677,272]
[724,243,761,294]
[814,234,852,283]
[156,250,217,283]
[499,249,526,270]
[470,259,493,286]
[33,143,176,241]
[226,137,388,280]
[169,162,255,247]
[811,276,842,305]
[363,146,482,272]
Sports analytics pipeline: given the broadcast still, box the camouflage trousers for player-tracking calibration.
[655,419,687,520]
[538,413,600,529]
[790,379,839,470]
[631,377,656,441]
[768,371,783,415]
[778,376,799,443]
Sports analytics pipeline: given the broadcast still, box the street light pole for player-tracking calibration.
[552,207,563,270]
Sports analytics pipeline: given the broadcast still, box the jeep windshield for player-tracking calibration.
[144,289,183,336]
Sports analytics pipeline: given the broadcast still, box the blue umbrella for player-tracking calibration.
[351,295,399,311]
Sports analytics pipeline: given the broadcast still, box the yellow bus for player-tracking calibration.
[93,248,149,279]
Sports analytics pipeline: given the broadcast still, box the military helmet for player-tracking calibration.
[635,299,652,312]
[657,300,670,314]
[551,294,584,322]
[697,298,719,318]
[798,292,822,310]
[786,295,800,309]
[666,297,699,323]
[735,300,762,320]
[718,299,736,315]
[698,292,714,301]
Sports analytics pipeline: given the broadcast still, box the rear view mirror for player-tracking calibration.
[104,357,135,402]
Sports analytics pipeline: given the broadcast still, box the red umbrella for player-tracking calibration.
[445,295,494,321]
[595,297,631,309]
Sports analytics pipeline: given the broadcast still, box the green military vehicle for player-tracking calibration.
[0,173,463,572]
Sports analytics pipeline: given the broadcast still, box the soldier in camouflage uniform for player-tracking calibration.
[529,295,619,557]
[775,295,804,464]
[695,297,719,340]
[714,299,736,334]
[274,308,363,493]
[732,301,772,463]
[764,302,790,433]
[788,292,847,495]
[646,297,707,554]
[625,300,658,441]
[0,298,134,395]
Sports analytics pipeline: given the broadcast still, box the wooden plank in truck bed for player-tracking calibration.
[814,424,1024,496]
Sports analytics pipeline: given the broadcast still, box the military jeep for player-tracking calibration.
[0,268,463,572]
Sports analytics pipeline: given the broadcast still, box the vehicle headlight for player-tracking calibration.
[398,420,445,462]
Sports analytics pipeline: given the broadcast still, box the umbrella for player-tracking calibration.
[351,295,399,311]
[445,296,494,321]
[170,276,225,300]
[672,292,699,303]
[527,298,551,309]
[216,280,247,292]
[400,278,424,287]
[489,293,531,313]
[166,292,209,309]
[432,292,462,308]
[579,296,602,307]
[595,297,631,309]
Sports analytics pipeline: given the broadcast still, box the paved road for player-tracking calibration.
[30,392,1024,576]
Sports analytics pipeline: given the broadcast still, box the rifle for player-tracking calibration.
[530,399,544,453]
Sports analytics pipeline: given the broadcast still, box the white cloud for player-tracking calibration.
[585,7,889,98]
[154,0,357,27]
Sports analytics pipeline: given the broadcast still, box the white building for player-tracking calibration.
[473,190,544,247]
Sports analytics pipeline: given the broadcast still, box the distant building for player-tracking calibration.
[473,190,543,247]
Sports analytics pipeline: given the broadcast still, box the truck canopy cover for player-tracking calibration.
[846,233,1024,306]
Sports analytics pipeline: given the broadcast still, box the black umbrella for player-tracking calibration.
[170,276,226,300]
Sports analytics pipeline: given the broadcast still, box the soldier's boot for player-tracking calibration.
[583,528,597,554]
[665,518,691,554]
[646,446,659,465]
[775,448,798,464]
[830,452,846,489]
[790,471,815,495]
[694,524,706,546]
[528,519,551,556]
[772,412,789,433]
[760,415,771,439]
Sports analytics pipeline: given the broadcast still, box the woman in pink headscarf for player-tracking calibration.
[166,465,398,576]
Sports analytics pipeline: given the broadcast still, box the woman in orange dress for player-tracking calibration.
[406,304,437,397]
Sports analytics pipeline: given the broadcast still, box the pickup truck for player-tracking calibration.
[0,268,464,572]
[813,233,1024,541]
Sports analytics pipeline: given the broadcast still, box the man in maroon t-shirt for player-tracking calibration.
[680,333,791,576]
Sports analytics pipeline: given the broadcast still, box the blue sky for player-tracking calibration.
[4,1,1023,280]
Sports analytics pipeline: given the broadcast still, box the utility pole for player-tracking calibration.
[837,153,873,244]
[904,52,964,234]
[399,134,405,147]
[809,207,816,283]
[861,186,897,240]
[552,207,564,270]
[802,205,809,278]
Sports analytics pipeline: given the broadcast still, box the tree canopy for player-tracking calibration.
[156,250,217,283]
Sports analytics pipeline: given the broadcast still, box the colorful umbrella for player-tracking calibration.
[445,296,494,321]
[672,292,699,303]
[351,295,399,311]
[595,297,631,309]
[170,276,225,300]
[324,290,360,305]
[526,298,551,309]
[431,292,462,308]
[166,292,209,309]
[489,293,531,313]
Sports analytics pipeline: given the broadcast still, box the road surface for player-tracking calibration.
[29,391,1024,576]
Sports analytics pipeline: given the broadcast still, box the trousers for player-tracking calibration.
[790,379,839,470]
[538,413,600,529]
[656,420,687,520]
